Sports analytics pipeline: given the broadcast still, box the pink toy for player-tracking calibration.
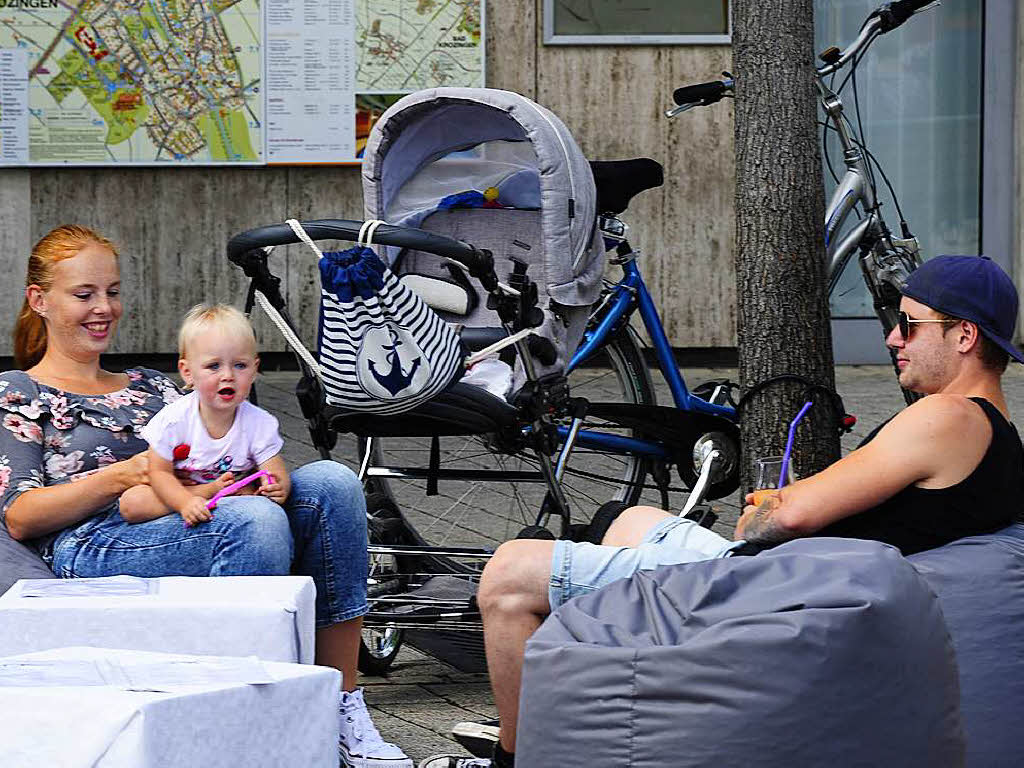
[206,470,275,510]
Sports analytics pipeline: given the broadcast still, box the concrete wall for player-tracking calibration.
[0,0,737,358]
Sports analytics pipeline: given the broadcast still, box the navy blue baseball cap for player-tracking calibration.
[901,255,1024,363]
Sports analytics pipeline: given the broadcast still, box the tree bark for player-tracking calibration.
[733,0,840,489]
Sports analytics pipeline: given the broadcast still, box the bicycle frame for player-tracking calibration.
[558,255,736,459]
[819,73,917,306]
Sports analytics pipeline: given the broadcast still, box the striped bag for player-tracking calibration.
[288,219,464,415]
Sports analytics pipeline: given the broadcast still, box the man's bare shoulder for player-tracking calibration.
[880,393,991,454]
[909,393,987,417]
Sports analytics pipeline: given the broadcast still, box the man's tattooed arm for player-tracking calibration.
[738,493,798,546]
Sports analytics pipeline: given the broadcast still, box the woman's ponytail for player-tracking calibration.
[12,297,47,370]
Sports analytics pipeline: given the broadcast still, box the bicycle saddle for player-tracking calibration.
[589,158,664,215]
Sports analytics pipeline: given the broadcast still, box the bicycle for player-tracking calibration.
[228,93,750,675]
[667,0,936,405]
[352,157,745,553]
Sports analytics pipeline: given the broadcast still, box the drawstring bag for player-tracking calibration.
[289,219,464,414]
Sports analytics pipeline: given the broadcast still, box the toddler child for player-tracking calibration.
[120,304,289,526]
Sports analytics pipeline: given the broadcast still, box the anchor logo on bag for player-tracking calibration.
[356,324,431,400]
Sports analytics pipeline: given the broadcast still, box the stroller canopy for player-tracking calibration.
[362,88,600,307]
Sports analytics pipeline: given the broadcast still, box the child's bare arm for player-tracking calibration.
[119,472,234,524]
[148,448,221,527]
[257,454,290,505]
[118,484,171,523]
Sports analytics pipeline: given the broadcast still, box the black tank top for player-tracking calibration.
[816,397,1024,555]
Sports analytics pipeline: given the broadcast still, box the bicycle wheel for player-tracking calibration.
[363,327,655,552]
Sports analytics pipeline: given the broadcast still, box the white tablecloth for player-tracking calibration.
[0,646,340,768]
[0,576,316,663]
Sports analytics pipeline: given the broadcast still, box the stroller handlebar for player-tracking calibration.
[227,219,492,274]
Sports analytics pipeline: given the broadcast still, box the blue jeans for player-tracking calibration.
[50,461,368,628]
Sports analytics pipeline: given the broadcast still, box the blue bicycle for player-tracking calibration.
[348,159,742,563]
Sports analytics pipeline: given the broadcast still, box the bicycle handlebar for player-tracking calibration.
[672,79,734,106]
[227,219,492,275]
[877,0,936,33]
[817,1,938,76]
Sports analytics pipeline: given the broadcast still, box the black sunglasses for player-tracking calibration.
[897,310,957,340]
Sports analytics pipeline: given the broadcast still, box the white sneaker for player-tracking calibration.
[338,688,413,768]
[418,757,491,768]
[451,720,500,758]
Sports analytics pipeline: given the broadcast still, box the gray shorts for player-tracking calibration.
[548,515,744,610]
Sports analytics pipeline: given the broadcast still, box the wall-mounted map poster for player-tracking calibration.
[0,0,484,165]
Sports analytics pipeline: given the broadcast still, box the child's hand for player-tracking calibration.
[234,480,259,496]
[195,471,234,501]
[257,473,288,505]
[180,496,213,528]
[211,471,234,494]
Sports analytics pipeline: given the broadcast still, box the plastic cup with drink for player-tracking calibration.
[752,456,795,506]
[751,400,813,506]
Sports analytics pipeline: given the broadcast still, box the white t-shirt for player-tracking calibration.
[140,391,284,485]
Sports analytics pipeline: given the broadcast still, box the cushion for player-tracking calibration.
[909,523,1024,768]
[0,523,54,596]
[517,537,964,767]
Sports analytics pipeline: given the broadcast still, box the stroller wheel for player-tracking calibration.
[359,626,404,676]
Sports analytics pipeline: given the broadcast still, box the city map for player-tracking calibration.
[355,0,482,91]
[0,0,484,165]
[0,0,262,164]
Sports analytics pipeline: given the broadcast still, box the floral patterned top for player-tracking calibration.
[0,368,182,555]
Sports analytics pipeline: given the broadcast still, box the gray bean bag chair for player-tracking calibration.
[517,537,964,767]
[908,523,1024,768]
[0,523,54,595]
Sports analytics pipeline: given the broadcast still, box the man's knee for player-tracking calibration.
[479,539,552,617]
[602,505,671,547]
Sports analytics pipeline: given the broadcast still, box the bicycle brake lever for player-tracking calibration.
[665,102,699,119]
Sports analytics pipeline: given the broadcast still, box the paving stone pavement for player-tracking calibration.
[255,364,1024,764]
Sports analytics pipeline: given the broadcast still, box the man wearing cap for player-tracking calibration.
[732,254,1024,552]
[426,256,1024,768]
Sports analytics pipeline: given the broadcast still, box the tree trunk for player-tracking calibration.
[733,0,840,489]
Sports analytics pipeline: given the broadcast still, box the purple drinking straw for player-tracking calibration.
[779,401,813,488]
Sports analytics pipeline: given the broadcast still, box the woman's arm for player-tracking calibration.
[256,454,290,504]
[5,453,148,541]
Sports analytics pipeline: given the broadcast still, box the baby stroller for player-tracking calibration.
[227,88,738,673]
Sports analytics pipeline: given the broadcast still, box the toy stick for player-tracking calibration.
[206,470,275,510]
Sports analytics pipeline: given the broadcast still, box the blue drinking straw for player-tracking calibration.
[779,401,814,488]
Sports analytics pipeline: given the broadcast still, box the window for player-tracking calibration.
[818,1,982,321]
[543,0,730,45]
